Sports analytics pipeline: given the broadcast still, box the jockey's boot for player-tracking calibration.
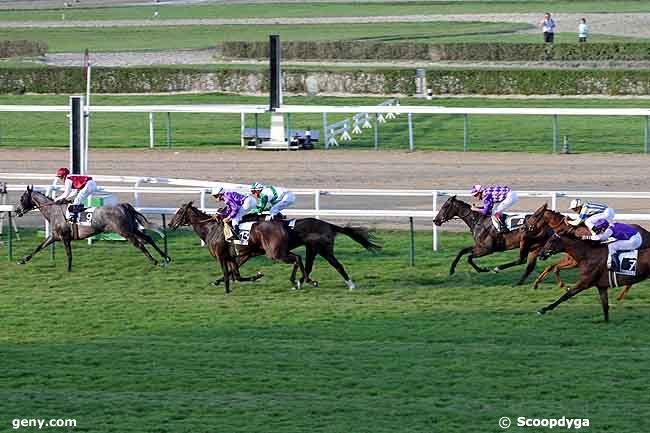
[272,213,285,221]
[492,214,508,233]
[67,205,79,223]
[609,253,620,271]
[227,222,239,241]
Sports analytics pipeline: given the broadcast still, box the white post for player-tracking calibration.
[432,190,438,252]
[133,178,146,208]
[149,112,155,149]
[314,190,320,219]
[551,192,557,210]
[240,112,245,148]
[200,189,207,246]
[408,113,414,151]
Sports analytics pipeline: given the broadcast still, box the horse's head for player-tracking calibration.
[15,185,37,217]
[524,203,548,233]
[169,201,194,230]
[434,195,466,226]
[539,232,565,260]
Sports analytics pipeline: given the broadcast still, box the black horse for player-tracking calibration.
[169,202,381,293]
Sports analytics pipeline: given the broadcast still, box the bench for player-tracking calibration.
[243,128,320,148]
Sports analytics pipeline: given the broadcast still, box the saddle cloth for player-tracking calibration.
[66,207,94,226]
[231,219,297,245]
[491,213,528,232]
[613,250,638,276]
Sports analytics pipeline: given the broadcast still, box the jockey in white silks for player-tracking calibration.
[567,198,616,233]
[250,182,295,221]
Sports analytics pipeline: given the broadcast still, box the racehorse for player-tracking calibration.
[523,204,650,297]
[169,202,381,293]
[15,186,170,272]
[537,230,650,321]
[433,195,552,284]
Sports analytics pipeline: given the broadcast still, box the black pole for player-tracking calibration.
[70,96,83,174]
[162,213,168,257]
[269,35,281,111]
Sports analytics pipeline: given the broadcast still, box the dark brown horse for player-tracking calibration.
[523,204,650,296]
[168,202,380,294]
[537,230,650,321]
[14,186,170,271]
[433,195,552,284]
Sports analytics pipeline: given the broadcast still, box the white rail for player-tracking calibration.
[5,173,650,252]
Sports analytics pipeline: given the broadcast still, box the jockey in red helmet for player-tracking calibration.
[53,167,97,222]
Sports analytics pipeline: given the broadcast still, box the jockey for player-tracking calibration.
[583,219,642,270]
[212,186,247,239]
[53,167,96,222]
[470,184,519,233]
[567,198,615,232]
[250,182,295,221]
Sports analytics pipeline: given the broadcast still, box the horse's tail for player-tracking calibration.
[124,203,166,238]
[331,224,382,252]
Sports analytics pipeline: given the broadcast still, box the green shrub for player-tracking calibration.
[0,40,48,58]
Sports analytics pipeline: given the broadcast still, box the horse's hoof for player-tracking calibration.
[165,257,172,264]
[492,267,501,273]
[346,280,357,290]
[536,309,546,316]
[17,259,26,265]
[310,280,319,288]
[256,271,264,277]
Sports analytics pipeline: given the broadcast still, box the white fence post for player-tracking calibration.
[551,192,557,210]
[241,112,245,148]
[432,190,438,252]
[408,113,414,151]
[314,190,321,219]
[149,112,155,149]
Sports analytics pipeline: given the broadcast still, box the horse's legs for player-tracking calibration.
[467,253,491,273]
[320,249,355,290]
[277,252,305,289]
[18,235,56,264]
[537,279,591,316]
[135,230,171,263]
[123,233,158,266]
[62,237,73,272]
[302,245,319,286]
[512,250,540,285]
[220,258,230,294]
[616,285,633,301]
[450,246,473,275]
[597,286,610,322]
[532,254,576,290]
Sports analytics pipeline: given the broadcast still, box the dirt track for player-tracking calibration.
[3,149,650,224]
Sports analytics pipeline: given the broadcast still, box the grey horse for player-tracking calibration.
[15,186,171,272]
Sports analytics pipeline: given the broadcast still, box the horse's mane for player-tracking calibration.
[30,189,52,202]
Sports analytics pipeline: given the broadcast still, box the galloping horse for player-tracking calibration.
[537,230,650,321]
[433,195,552,283]
[169,202,380,294]
[15,186,170,271]
[523,204,650,297]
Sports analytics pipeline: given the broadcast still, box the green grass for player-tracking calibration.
[1,93,649,153]
[0,22,536,53]
[2,1,650,21]
[2,229,650,432]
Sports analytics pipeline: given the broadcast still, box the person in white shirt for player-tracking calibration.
[578,18,588,43]
[539,12,556,43]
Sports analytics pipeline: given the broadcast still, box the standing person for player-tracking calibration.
[53,167,97,222]
[540,12,556,43]
[578,18,588,43]
[470,184,519,233]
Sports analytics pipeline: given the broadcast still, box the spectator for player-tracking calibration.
[578,18,588,43]
[539,12,556,43]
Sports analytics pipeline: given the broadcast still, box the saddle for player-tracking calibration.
[490,213,528,233]
[227,217,297,246]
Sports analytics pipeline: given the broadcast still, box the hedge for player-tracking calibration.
[1,66,650,96]
[221,41,650,62]
[0,40,48,59]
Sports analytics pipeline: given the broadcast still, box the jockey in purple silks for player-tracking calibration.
[212,187,247,240]
[470,184,519,233]
[582,219,642,270]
